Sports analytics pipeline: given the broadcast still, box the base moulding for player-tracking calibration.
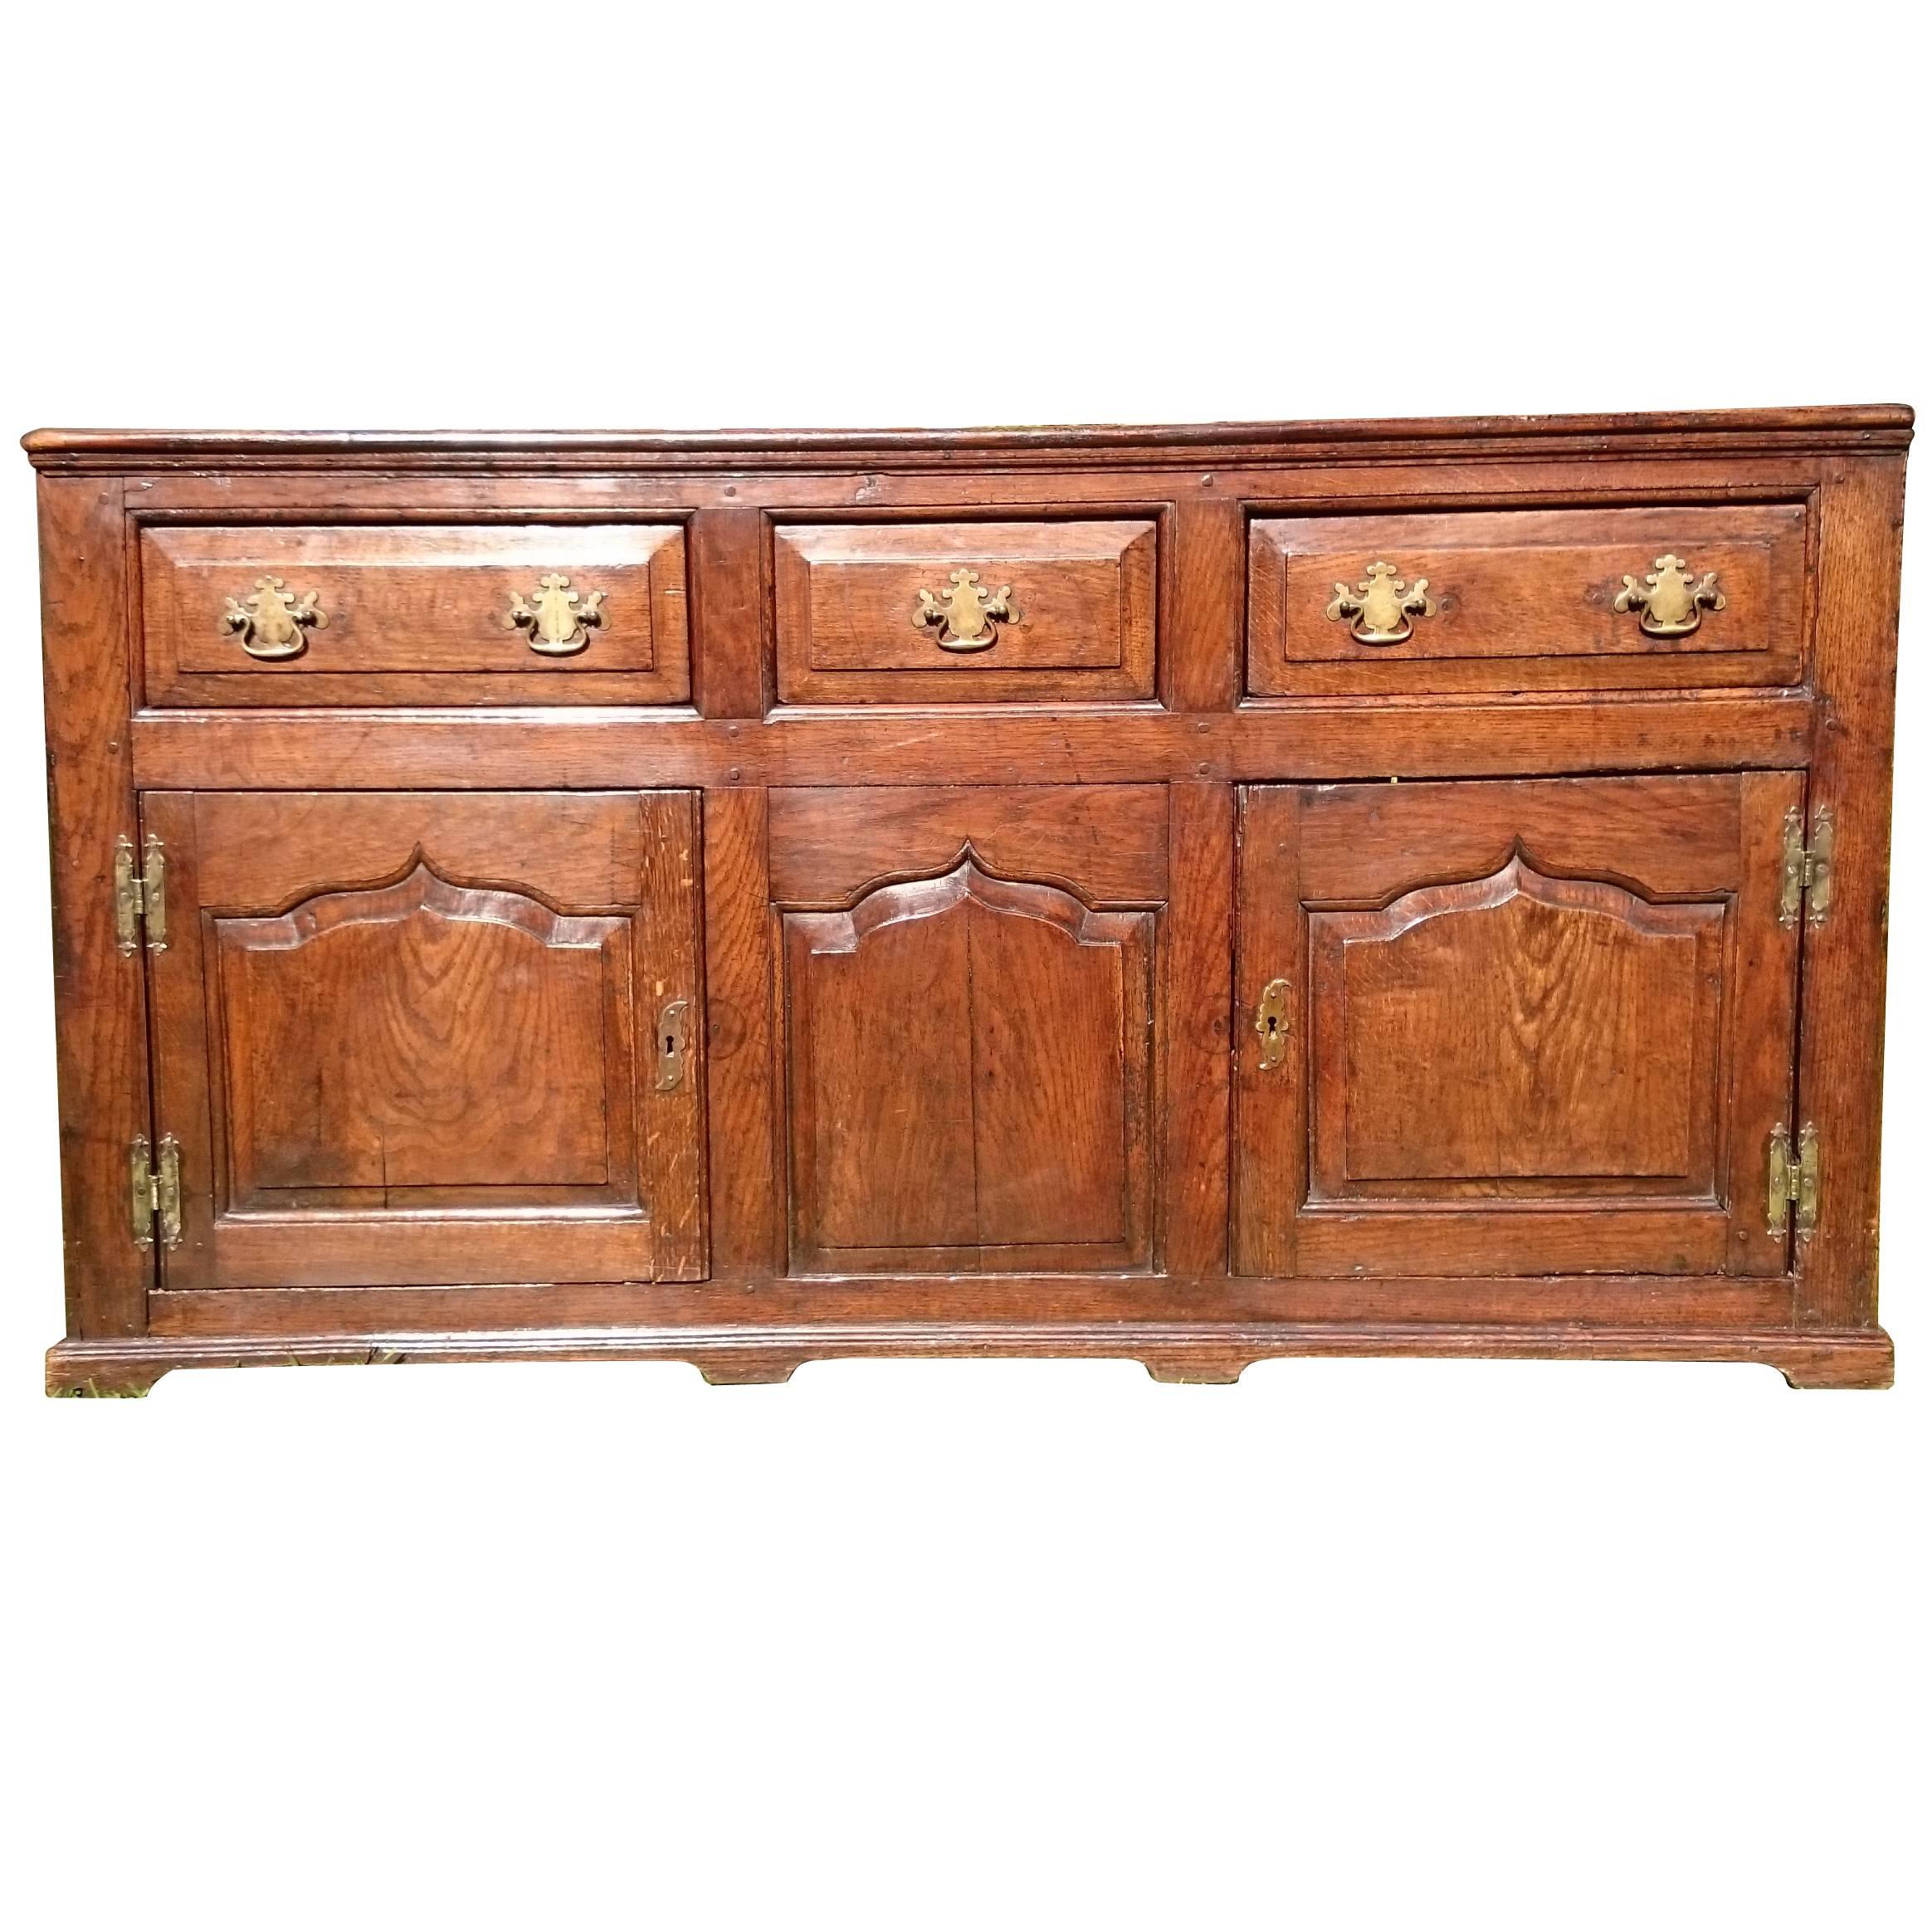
[46,1320,1895,1396]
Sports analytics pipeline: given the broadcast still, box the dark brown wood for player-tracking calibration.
[43,1321,1893,1398]
[1796,457,1910,1325]
[25,408,1910,1393]
[25,406,1913,471]
[37,476,152,1337]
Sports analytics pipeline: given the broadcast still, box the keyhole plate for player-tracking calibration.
[1254,978,1290,1071]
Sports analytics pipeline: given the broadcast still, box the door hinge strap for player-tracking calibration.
[1778,806,1834,927]
[129,1134,182,1250]
[1766,1121,1821,1241]
[114,833,168,954]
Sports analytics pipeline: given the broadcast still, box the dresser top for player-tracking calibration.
[21,405,1914,471]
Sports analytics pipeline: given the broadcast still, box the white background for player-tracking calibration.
[2,3,1925,1925]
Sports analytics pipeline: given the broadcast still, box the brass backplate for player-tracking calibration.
[1612,553,1725,637]
[1324,561,1435,645]
[1254,978,1290,1070]
[506,573,607,655]
[655,998,691,1092]
[912,568,1019,651]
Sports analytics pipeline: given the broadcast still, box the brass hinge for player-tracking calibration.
[1766,1121,1821,1242]
[1778,806,1834,927]
[129,1134,182,1250]
[113,833,168,954]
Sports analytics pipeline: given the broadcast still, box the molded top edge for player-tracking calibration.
[22,404,1914,467]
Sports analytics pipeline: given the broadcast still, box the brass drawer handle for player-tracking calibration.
[1613,553,1725,637]
[913,568,1020,652]
[222,575,328,660]
[1325,561,1435,645]
[505,573,607,656]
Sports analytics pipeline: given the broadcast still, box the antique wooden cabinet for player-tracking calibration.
[27,409,1910,1393]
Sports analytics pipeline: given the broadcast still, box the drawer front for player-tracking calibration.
[773,520,1156,704]
[141,524,690,705]
[1248,503,1808,695]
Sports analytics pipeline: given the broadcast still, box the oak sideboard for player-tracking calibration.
[27,408,1910,1394]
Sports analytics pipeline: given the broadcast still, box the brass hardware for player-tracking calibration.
[1767,1121,1821,1241]
[912,568,1020,651]
[129,1134,182,1251]
[505,573,606,656]
[129,1135,154,1248]
[1778,804,1835,928]
[222,575,327,660]
[1805,807,1834,925]
[1325,561,1436,646]
[114,837,139,953]
[1253,978,1291,1070]
[1612,554,1725,637]
[655,997,691,1092]
[114,833,167,954]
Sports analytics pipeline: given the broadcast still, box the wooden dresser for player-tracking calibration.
[27,409,1911,1394]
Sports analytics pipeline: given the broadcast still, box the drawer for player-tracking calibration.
[773,520,1156,704]
[1247,503,1808,695]
[140,524,690,706]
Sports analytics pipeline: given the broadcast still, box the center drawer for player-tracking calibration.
[140,524,690,706]
[773,519,1157,704]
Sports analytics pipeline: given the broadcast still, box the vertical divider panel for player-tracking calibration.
[1164,780,1236,1276]
[1231,786,1305,1276]
[639,792,708,1281]
[702,786,779,1276]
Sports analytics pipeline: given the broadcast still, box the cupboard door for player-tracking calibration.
[771,787,1164,1274]
[1234,775,1803,1278]
[143,791,705,1290]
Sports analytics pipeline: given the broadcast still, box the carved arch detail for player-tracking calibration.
[803,850,1140,957]
[1348,846,1710,946]
[221,855,621,954]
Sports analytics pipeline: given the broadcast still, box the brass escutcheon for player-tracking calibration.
[1254,978,1291,1069]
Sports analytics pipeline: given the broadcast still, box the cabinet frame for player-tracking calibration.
[29,412,1908,1392]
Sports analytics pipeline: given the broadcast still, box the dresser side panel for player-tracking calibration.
[37,474,150,1338]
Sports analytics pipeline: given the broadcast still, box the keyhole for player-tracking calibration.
[1265,1017,1280,1042]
